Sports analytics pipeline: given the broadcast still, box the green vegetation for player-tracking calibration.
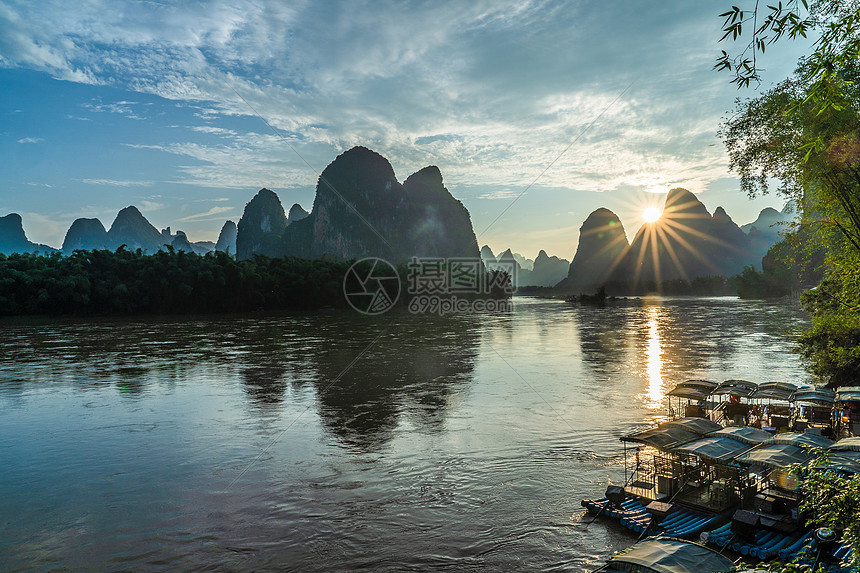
[718,1,860,386]
[718,3,860,570]
[0,248,511,316]
[0,248,355,315]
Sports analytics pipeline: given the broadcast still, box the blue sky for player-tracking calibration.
[0,1,810,258]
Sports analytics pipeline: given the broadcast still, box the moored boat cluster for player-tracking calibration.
[585,380,860,573]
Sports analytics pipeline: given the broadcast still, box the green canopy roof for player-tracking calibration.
[666,417,721,434]
[735,443,813,469]
[712,379,757,397]
[667,386,710,400]
[707,426,773,445]
[830,437,860,452]
[765,432,834,449]
[751,382,797,401]
[794,387,836,405]
[622,426,702,450]
[672,436,753,462]
[621,418,721,450]
[600,538,734,573]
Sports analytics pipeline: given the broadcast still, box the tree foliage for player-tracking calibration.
[716,1,860,114]
[0,248,354,315]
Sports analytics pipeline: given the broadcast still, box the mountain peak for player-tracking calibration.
[664,188,709,217]
[107,206,163,252]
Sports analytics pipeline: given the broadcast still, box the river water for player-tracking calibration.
[0,296,812,571]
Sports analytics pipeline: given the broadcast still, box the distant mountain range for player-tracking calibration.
[481,246,570,287]
[0,206,238,257]
[236,146,480,262]
[557,189,794,291]
[0,147,792,294]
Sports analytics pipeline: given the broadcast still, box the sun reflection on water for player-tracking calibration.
[645,306,665,407]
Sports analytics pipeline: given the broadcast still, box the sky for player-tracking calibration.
[0,1,812,260]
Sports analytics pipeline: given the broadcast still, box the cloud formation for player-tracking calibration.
[0,1,808,254]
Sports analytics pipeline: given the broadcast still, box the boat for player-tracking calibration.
[582,417,751,539]
[836,386,860,438]
[582,379,858,567]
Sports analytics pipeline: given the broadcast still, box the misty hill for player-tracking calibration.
[60,210,215,255]
[481,246,568,287]
[215,221,238,254]
[288,203,310,224]
[0,213,56,255]
[741,206,793,235]
[742,206,794,264]
[237,147,480,262]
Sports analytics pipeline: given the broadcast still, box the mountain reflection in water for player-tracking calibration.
[0,297,811,571]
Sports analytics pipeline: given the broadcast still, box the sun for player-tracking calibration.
[643,206,662,223]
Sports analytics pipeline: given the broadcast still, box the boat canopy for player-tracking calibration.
[598,538,734,573]
[824,451,860,474]
[764,432,834,449]
[837,386,860,402]
[666,417,721,434]
[676,379,718,391]
[751,382,797,401]
[712,379,757,397]
[794,387,836,405]
[621,426,702,450]
[735,443,813,469]
[671,436,753,462]
[621,418,721,450]
[706,426,773,445]
[830,436,860,452]
[667,386,710,400]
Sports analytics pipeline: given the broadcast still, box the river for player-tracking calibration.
[0,296,812,571]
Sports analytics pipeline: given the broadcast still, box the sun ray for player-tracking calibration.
[654,224,689,281]
[655,221,723,275]
[648,223,661,285]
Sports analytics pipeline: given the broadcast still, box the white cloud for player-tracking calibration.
[176,205,234,222]
[82,178,153,187]
[1,1,811,251]
[17,137,43,143]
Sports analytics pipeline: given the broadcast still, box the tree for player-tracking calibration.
[716,1,860,113]
[718,4,860,571]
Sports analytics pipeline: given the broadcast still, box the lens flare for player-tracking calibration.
[643,207,661,223]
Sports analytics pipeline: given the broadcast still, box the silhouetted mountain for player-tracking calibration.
[480,245,496,266]
[167,230,212,255]
[262,147,479,261]
[612,188,751,283]
[106,206,165,252]
[215,220,237,254]
[526,250,569,287]
[287,203,309,224]
[742,206,794,264]
[236,188,289,259]
[741,206,792,234]
[492,248,530,286]
[559,208,629,289]
[512,252,534,271]
[62,218,107,253]
[194,240,216,253]
[0,213,56,255]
